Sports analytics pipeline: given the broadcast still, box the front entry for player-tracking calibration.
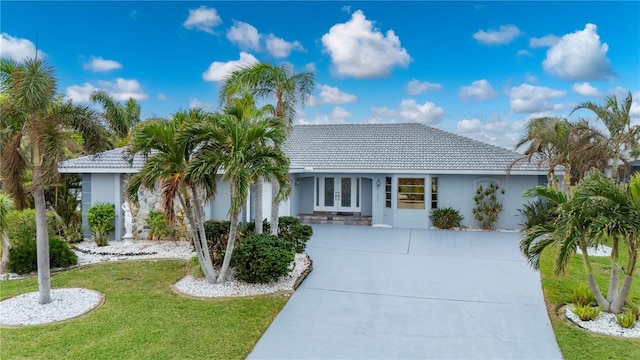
[315,176,360,213]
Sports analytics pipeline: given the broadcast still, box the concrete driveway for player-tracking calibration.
[248,225,561,359]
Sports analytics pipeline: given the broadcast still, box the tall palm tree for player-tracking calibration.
[520,172,639,313]
[0,58,111,304]
[125,109,218,283]
[571,91,640,182]
[90,90,141,146]
[0,192,14,273]
[186,102,290,284]
[220,63,314,234]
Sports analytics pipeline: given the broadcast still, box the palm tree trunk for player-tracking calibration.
[610,275,634,314]
[1,231,10,273]
[189,185,217,281]
[255,177,263,234]
[217,191,239,284]
[270,180,279,235]
[178,190,216,283]
[33,184,52,304]
[606,240,619,302]
[581,246,608,310]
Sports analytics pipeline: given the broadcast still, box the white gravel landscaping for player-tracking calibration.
[564,304,640,338]
[576,244,612,257]
[0,239,312,327]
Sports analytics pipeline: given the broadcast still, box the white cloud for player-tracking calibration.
[509,84,566,113]
[525,73,538,83]
[455,117,527,150]
[66,78,147,103]
[83,56,122,72]
[202,52,259,82]
[227,21,261,51]
[529,34,560,48]
[543,23,613,81]
[305,63,316,73]
[157,93,170,101]
[331,106,353,119]
[296,114,347,125]
[631,92,640,126]
[572,82,600,97]
[472,24,521,45]
[399,99,444,125]
[0,33,45,62]
[458,79,498,102]
[517,49,532,57]
[189,98,214,110]
[183,6,221,33]
[372,107,397,117]
[406,79,442,95]
[321,10,411,78]
[265,34,304,58]
[317,84,357,105]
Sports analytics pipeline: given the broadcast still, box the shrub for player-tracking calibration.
[5,209,66,247]
[572,303,601,321]
[145,210,173,240]
[277,216,312,253]
[232,234,295,284]
[472,183,505,229]
[616,311,638,329]
[569,284,596,306]
[429,207,464,229]
[8,235,78,275]
[87,202,115,246]
[186,256,204,279]
[518,200,556,229]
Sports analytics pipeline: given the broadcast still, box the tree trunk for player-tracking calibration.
[606,261,619,303]
[581,247,608,310]
[217,192,239,284]
[33,185,52,304]
[270,180,279,235]
[255,177,263,234]
[189,185,217,282]
[1,231,10,273]
[178,191,216,283]
[610,275,634,314]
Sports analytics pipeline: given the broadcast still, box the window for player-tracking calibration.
[397,178,425,209]
[385,177,392,208]
[431,177,438,209]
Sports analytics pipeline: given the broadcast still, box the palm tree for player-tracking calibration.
[125,109,218,283]
[90,90,141,146]
[0,58,111,304]
[0,192,14,273]
[520,172,639,313]
[186,102,291,284]
[571,91,640,182]
[220,63,314,234]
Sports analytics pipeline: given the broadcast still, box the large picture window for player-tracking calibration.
[397,178,425,209]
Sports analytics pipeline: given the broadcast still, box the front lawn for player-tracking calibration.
[539,246,640,359]
[0,260,287,359]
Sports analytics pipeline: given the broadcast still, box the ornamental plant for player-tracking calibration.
[430,207,464,229]
[472,183,505,229]
[87,202,115,246]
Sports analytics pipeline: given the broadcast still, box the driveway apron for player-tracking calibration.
[248,225,562,359]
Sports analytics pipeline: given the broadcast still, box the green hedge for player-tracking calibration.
[8,235,78,274]
[232,234,295,283]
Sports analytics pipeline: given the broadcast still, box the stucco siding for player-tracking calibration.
[84,173,121,241]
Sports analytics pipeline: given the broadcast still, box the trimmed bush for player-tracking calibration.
[8,235,78,275]
[232,234,295,284]
[87,202,115,246]
[277,216,313,253]
[429,207,464,229]
[4,209,65,247]
[145,210,172,240]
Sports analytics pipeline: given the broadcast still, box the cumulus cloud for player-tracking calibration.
[529,34,560,48]
[83,56,122,72]
[296,114,348,125]
[399,99,444,125]
[202,52,259,82]
[183,6,221,33]
[458,79,498,102]
[372,107,397,117]
[455,117,528,150]
[572,82,600,97]
[543,23,613,81]
[472,24,521,45]
[226,21,261,51]
[406,79,442,95]
[305,63,316,73]
[517,49,532,57]
[189,97,214,110]
[66,78,148,103]
[331,106,353,119]
[265,34,304,58]
[509,84,566,113]
[317,84,357,105]
[0,33,45,62]
[321,10,411,78]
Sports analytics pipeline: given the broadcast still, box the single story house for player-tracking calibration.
[59,123,549,241]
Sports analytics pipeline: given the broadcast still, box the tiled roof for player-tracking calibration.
[59,123,546,174]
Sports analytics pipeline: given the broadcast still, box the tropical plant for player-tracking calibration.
[571,91,640,182]
[472,183,504,229]
[90,90,141,146]
[232,234,295,284]
[518,199,556,230]
[520,172,640,313]
[572,303,601,321]
[0,57,111,303]
[145,210,173,240]
[569,284,596,306]
[0,192,15,273]
[220,62,314,235]
[616,311,637,328]
[87,202,115,246]
[430,207,464,229]
[186,101,291,284]
[125,109,218,283]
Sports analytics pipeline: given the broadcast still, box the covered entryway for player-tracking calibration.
[314,176,361,213]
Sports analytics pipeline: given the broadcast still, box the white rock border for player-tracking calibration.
[562,304,640,338]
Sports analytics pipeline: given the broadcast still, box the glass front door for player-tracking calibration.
[315,176,360,212]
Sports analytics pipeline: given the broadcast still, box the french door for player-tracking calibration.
[315,176,360,212]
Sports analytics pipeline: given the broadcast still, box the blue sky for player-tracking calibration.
[2,1,639,150]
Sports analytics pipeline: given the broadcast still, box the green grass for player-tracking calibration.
[0,260,287,359]
[538,246,640,359]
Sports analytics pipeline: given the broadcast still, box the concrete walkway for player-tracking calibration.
[248,225,562,359]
